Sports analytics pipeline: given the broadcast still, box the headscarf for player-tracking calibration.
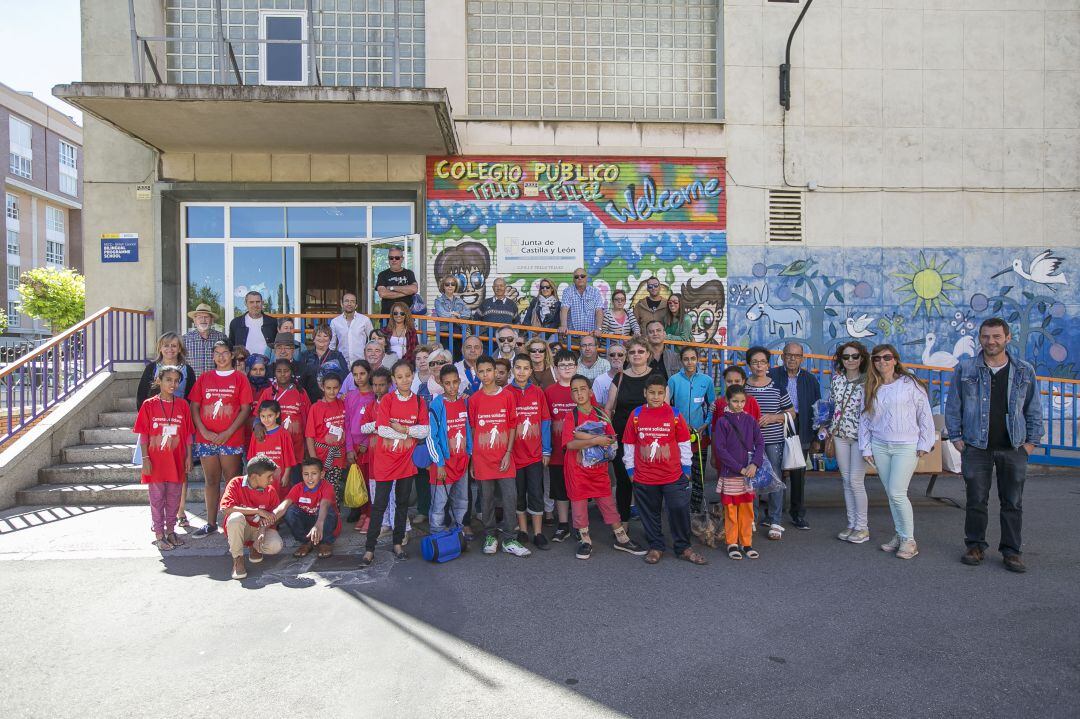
[245,354,271,394]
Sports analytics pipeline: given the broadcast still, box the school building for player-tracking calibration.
[58,0,1079,379]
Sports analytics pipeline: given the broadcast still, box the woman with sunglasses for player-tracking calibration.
[522,277,562,339]
[525,338,556,390]
[829,342,870,544]
[859,344,935,561]
[425,348,452,399]
[604,336,657,523]
[664,294,693,342]
[434,277,469,358]
[601,289,640,337]
[379,301,419,365]
[744,346,795,541]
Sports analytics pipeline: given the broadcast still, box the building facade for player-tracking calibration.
[62,0,1079,379]
[1,82,83,343]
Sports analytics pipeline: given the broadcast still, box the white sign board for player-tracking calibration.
[495,222,582,274]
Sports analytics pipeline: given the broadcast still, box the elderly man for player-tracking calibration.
[365,339,396,370]
[227,291,277,359]
[272,332,320,402]
[183,303,228,378]
[634,276,670,333]
[591,342,625,406]
[559,267,605,337]
[768,342,821,530]
[328,291,374,366]
[375,247,418,316]
[476,279,518,328]
[494,325,520,362]
[454,335,484,397]
[644,320,680,379]
[576,334,610,383]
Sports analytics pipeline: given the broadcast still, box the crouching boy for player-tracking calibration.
[221,454,284,580]
[274,457,342,559]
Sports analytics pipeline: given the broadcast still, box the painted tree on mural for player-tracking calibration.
[741,259,852,354]
[973,285,1073,377]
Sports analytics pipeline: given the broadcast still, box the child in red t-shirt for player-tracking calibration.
[563,375,646,561]
[427,364,472,535]
[134,365,195,551]
[544,349,579,542]
[359,361,430,567]
[508,354,551,550]
[468,356,531,558]
[273,457,341,559]
[221,455,284,580]
[712,366,762,436]
[255,359,310,484]
[248,399,297,494]
[306,373,347,503]
[622,374,707,566]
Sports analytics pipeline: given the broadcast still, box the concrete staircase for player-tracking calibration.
[16,393,205,506]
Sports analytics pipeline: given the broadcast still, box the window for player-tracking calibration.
[46,206,65,236]
[7,301,19,327]
[259,12,307,85]
[9,116,33,179]
[59,140,78,196]
[4,194,17,221]
[7,265,19,291]
[466,0,719,120]
[6,229,18,256]
[46,240,64,266]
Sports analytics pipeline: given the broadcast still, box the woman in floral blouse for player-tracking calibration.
[829,341,869,544]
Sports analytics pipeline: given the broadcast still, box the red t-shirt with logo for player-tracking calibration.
[467,387,518,480]
[248,427,297,489]
[286,480,341,538]
[509,382,550,467]
[306,399,347,469]
[621,404,691,486]
[256,383,310,459]
[134,397,194,484]
[436,396,471,484]
[561,406,615,501]
[220,475,282,538]
[545,382,578,466]
[372,392,427,482]
[191,370,253,447]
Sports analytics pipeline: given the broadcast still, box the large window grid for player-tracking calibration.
[46,206,65,236]
[6,230,18,257]
[7,302,19,327]
[46,241,65,266]
[59,140,78,196]
[7,265,19,291]
[5,194,18,221]
[164,0,425,88]
[466,0,719,121]
[8,116,33,179]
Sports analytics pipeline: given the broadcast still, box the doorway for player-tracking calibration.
[301,244,362,316]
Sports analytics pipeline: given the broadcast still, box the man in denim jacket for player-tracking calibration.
[945,318,1043,573]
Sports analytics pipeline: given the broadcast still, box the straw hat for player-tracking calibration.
[187,303,218,320]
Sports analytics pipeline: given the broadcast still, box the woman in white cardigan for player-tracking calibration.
[859,343,936,560]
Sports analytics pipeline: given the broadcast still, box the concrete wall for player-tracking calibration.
[160,153,426,184]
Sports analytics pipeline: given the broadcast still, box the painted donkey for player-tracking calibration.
[745,285,804,335]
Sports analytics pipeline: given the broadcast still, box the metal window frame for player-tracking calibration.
[258,10,309,86]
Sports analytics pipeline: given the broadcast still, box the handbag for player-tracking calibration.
[421,472,465,563]
[782,414,807,470]
[408,395,432,469]
[343,463,369,508]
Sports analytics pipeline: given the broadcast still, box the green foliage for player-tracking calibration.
[16,267,86,333]
[0,307,7,334]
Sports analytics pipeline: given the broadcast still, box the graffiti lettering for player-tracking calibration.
[466,182,521,200]
[435,160,523,183]
[539,181,603,202]
[533,161,620,184]
[604,176,722,223]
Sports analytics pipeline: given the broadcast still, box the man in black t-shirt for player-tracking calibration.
[375,247,418,315]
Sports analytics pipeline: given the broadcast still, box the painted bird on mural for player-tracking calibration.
[913,332,977,368]
[845,313,876,339]
[779,259,817,277]
[991,250,1067,290]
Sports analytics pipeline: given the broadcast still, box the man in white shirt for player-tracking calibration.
[226,291,277,358]
[576,334,610,382]
[328,292,374,366]
[454,335,483,397]
[591,342,625,406]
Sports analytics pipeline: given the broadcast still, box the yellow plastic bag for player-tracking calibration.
[344,463,369,508]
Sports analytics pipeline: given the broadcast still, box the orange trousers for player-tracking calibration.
[724,502,754,548]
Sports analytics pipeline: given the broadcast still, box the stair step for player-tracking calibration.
[98,411,137,427]
[114,396,137,412]
[40,462,204,485]
[63,444,138,464]
[81,426,137,444]
[17,482,207,506]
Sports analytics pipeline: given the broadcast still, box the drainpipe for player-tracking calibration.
[779,0,814,110]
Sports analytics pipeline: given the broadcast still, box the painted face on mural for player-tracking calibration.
[679,278,726,344]
[433,240,491,313]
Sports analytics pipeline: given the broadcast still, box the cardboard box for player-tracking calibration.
[865,439,943,475]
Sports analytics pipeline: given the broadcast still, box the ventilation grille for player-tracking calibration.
[768,189,804,242]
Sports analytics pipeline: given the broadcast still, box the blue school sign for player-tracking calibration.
[101,234,139,263]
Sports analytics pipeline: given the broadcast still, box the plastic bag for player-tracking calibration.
[750,454,785,494]
[576,420,618,467]
[812,398,834,430]
[343,463,369,508]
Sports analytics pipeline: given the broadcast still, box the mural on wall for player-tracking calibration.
[425,156,729,343]
[726,247,1079,379]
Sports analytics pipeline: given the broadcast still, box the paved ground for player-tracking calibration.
[1,469,1078,719]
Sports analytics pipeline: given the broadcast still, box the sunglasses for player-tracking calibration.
[498,336,515,343]
[391,311,406,316]
[573,274,586,279]
[647,283,659,289]
[609,353,626,359]
[872,355,896,363]
[539,284,552,290]
[389,256,403,261]
[841,353,861,361]
[429,360,448,367]
[528,348,546,354]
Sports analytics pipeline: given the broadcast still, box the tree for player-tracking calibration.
[17,267,86,333]
[0,307,7,335]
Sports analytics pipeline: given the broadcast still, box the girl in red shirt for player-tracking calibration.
[360,361,430,567]
[305,373,347,504]
[134,365,194,551]
[248,399,297,493]
[255,359,310,480]
[189,341,253,537]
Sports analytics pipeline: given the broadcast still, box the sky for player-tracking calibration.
[0,1,83,123]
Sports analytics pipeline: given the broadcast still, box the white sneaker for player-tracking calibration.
[880,534,901,553]
[502,539,532,557]
[768,524,784,540]
[846,529,870,544]
[896,538,919,560]
[837,528,854,541]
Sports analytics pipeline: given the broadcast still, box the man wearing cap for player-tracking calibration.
[183,303,228,378]
[272,332,321,402]
[227,290,277,359]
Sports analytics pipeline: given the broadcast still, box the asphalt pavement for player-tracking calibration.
[1,468,1078,719]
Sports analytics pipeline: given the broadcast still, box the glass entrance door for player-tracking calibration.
[230,244,297,320]
[365,233,422,314]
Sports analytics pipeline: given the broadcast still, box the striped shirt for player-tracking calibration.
[744,382,793,445]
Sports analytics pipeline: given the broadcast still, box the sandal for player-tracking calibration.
[679,548,709,565]
[317,544,333,558]
[152,538,174,551]
[293,542,314,558]
[644,549,663,564]
[176,515,191,529]
[358,553,374,568]
[727,544,743,560]
[165,532,185,547]
[743,546,760,559]
[393,547,409,561]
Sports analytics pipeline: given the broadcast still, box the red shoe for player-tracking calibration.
[354,516,370,533]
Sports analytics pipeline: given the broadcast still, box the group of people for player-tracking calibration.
[136,266,1045,579]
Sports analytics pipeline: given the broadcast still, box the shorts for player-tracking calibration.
[193,442,245,458]
[548,464,569,502]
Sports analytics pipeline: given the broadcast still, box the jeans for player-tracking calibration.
[633,477,692,555]
[764,443,785,526]
[415,468,431,516]
[613,442,634,521]
[516,461,545,515]
[283,504,339,545]
[962,445,1028,556]
[429,478,469,533]
[480,477,518,538]
[871,441,918,541]
[687,445,709,513]
[834,436,868,531]
[365,477,414,552]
